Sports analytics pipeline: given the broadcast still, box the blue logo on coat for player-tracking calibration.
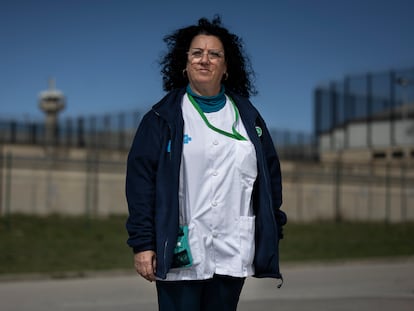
[183,134,192,144]
[166,134,192,153]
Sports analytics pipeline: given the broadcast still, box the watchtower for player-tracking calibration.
[38,78,65,145]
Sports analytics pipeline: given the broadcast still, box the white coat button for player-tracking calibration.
[212,171,218,176]
[213,140,219,145]
[212,201,218,207]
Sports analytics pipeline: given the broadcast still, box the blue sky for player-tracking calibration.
[1,0,413,132]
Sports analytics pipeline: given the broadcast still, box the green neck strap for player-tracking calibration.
[187,93,247,141]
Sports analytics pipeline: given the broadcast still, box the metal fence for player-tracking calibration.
[270,128,317,161]
[0,111,142,150]
[314,67,414,149]
[0,112,317,161]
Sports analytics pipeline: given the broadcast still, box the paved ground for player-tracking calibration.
[1,258,413,311]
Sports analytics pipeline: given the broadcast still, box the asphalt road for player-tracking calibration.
[1,258,413,311]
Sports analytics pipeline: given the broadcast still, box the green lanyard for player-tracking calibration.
[187,93,247,141]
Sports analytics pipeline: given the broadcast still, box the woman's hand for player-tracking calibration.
[134,250,157,282]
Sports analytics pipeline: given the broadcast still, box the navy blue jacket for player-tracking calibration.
[126,87,287,280]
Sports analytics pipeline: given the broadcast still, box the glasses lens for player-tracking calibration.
[190,49,203,59]
[208,51,222,60]
[188,49,223,61]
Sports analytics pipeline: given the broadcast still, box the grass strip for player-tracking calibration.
[1,215,413,276]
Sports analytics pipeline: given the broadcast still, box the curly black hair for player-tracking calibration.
[159,15,257,98]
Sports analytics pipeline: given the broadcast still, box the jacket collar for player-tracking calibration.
[152,87,259,125]
[227,90,259,121]
[151,88,186,123]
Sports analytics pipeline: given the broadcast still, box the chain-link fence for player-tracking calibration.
[0,111,317,162]
[0,111,141,150]
[315,67,414,152]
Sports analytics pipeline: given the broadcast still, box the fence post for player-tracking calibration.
[366,73,373,149]
[0,148,3,217]
[296,167,303,221]
[3,152,12,228]
[66,118,73,147]
[334,158,342,222]
[103,114,111,149]
[368,162,374,221]
[330,83,337,151]
[389,70,396,146]
[344,76,352,150]
[400,161,407,222]
[385,161,391,223]
[10,121,17,143]
[77,117,85,148]
[85,150,100,220]
[118,113,125,150]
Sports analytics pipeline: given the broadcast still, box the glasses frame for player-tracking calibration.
[187,48,225,62]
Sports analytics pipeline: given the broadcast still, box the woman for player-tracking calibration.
[126,16,287,311]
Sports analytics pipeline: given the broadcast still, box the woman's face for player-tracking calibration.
[186,34,227,96]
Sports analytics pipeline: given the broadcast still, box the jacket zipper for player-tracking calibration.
[163,239,168,275]
[168,124,172,160]
[153,107,173,160]
[153,107,176,276]
[251,119,278,232]
[258,137,283,287]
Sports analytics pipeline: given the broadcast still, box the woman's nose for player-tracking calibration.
[200,52,210,63]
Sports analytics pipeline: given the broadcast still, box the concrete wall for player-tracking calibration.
[319,119,414,152]
[1,144,413,222]
[0,144,127,217]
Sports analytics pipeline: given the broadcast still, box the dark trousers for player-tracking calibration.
[156,274,245,311]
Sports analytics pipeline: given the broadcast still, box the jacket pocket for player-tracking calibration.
[170,222,202,271]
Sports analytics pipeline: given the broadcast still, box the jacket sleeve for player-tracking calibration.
[257,115,287,238]
[125,111,163,253]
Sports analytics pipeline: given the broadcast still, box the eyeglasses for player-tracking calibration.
[187,48,224,61]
